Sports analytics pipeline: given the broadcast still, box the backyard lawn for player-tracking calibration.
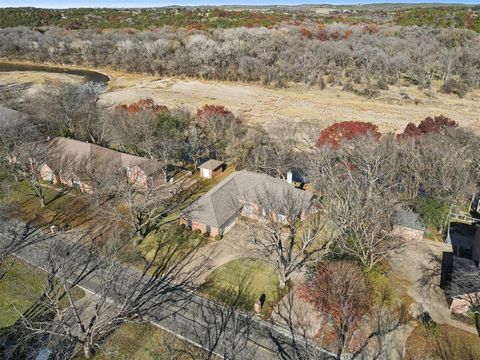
[203,258,289,316]
[404,323,480,360]
[92,322,208,360]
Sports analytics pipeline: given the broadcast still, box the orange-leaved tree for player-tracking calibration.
[115,98,168,114]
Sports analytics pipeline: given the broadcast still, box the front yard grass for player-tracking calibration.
[0,258,85,328]
[6,179,96,229]
[368,264,415,324]
[131,223,208,271]
[0,258,46,328]
[404,323,480,360]
[92,322,209,360]
[203,258,289,317]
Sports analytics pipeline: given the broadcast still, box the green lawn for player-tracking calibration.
[0,258,85,328]
[0,259,49,328]
[6,179,96,227]
[92,322,207,360]
[203,258,289,317]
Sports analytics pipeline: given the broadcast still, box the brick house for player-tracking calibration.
[39,137,160,192]
[180,170,313,237]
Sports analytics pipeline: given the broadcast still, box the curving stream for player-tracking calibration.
[0,62,110,84]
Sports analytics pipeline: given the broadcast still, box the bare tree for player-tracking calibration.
[194,105,246,160]
[5,140,51,208]
[0,110,31,182]
[92,166,196,245]
[16,223,205,359]
[113,109,188,182]
[309,138,404,270]
[449,262,480,337]
[243,187,331,289]
[111,110,159,160]
[25,82,108,144]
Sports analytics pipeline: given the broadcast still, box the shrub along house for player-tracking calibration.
[180,170,314,237]
[39,137,160,192]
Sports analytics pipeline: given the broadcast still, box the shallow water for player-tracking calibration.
[0,62,109,84]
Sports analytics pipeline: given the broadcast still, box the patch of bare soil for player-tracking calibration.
[1,67,479,134]
[104,73,480,134]
[0,71,81,94]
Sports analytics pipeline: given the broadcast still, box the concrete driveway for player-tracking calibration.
[188,221,259,285]
[389,239,477,334]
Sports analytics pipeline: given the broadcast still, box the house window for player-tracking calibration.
[187,218,192,229]
[206,225,211,235]
[278,214,287,223]
[244,203,253,215]
[72,180,81,190]
[262,207,269,217]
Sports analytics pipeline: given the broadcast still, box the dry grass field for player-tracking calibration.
[2,65,479,135]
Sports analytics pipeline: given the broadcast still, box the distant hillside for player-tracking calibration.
[1,5,480,31]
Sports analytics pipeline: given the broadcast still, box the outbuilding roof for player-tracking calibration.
[199,159,224,171]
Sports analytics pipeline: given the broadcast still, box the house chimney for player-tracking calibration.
[287,171,293,185]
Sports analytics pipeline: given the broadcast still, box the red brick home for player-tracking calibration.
[39,138,160,192]
[180,170,314,237]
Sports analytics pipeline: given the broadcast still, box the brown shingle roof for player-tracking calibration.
[183,170,313,228]
[47,137,159,178]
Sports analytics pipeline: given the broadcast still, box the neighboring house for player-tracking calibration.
[39,138,160,192]
[199,159,224,179]
[392,208,424,241]
[180,170,314,237]
[442,215,480,319]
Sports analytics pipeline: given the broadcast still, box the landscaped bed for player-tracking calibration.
[203,258,289,317]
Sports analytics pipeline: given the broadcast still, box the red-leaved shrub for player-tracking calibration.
[317,121,381,148]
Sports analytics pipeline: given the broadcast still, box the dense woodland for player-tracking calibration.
[1,6,480,31]
[1,23,480,93]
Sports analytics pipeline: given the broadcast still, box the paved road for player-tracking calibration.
[0,218,333,360]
